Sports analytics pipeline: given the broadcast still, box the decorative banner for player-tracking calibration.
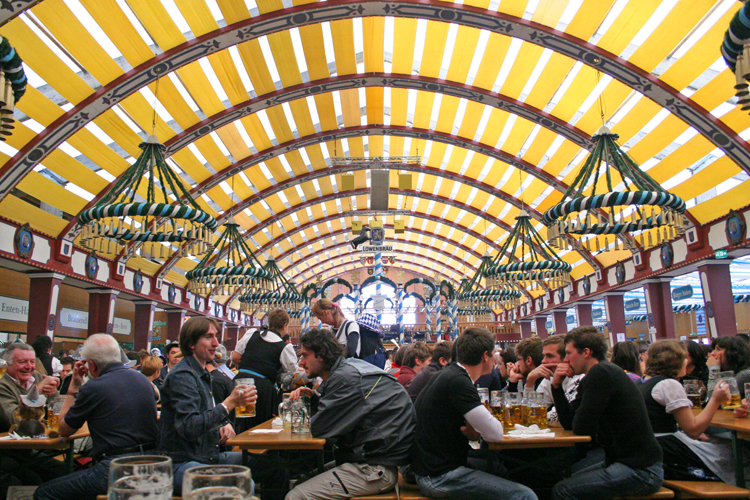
[361,245,394,253]
[0,296,29,322]
[58,307,132,335]
[566,315,576,324]
[592,309,604,319]
[152,320,166,341]
[624,298,641,311]
[671,285,693,301]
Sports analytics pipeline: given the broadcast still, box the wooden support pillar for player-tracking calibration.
[697,261,737,338]
[26,273,65,344]
[519,320,532,338]
[88,289,119,336]
[553,310,568,335]
[643,279,675,340]
[534,317,548,339]
[134,301,156,351]
[576,302,594,327]
[604,294,627,346]
[166,309,186,342]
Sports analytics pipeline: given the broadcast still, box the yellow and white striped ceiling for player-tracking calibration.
[2,0,749,308]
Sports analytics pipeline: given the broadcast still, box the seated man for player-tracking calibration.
[157,317,269,494]
[551,326,663,500]
[287,329,415,500]
[0,342,66,490]
[507,337,543,392]
[524,335,584,426]
[406,340,451,401]
[34,334,159,500]
[397,342,430,387]
[411,327,537,500]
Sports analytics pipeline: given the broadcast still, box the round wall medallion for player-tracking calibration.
[583,276,591,295]
[660,242,674,269]
[85,253,99,280]
[615,262,626,284]
[558,288,565,304]
[726,210,746,246]
[168,283,176,303]
[14,223,34,259]
[133,269,143,294]
[194,294,201,310]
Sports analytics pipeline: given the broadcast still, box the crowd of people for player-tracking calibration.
[2,312,750,500]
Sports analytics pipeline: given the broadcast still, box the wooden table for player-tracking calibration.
[0,423,90,472]
[488,427,591,450]
[228,419,326,478]
[486,427,591,481]
[227,419,325,451]
[694,408,750,488]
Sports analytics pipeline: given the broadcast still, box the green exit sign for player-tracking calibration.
[715,249,728,259]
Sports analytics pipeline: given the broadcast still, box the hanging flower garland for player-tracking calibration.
[0,36,27,140]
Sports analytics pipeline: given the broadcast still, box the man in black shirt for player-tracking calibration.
[411,327,537,500]
[551,326,663,500]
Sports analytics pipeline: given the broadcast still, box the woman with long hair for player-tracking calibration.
[681,340,709,387]
[231,309,298,431]
[708,336,750,398]
[311,298,360,358]
[638,340,742,483]
[611,341,642,381]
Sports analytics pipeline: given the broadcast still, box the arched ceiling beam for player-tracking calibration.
[6,0,749,204]
[279,243,470,284]
[254,210,499,263]
[61,124,550,241]
[227,248,461,306]
[289,253,458,289]
[162,73,591,154]
[157,187,582,279]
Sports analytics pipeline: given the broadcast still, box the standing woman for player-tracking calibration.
[311,298,360,357]
[231,309,298,432]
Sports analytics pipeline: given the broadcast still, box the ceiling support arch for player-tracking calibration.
[158,187,588,279]
[6,0,748,206]
[254,209,500,261]
[275,233,474,280]
[161,73,591,154]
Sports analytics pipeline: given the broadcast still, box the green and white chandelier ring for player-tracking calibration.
[80,203,216,242]
[543,191,685,235]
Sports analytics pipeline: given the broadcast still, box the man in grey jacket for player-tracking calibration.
[287,328,415,500]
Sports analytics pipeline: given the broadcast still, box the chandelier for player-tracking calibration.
[721,3,750,110]
[484,210,572,291]
[78,136,217,257]
[543,126,685,252]
[458,255,522,310]
[237,258,302,314]
[0,37,26,140]
[186,219,270,296]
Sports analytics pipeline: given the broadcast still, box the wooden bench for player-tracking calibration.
[663,480,750,498]
[613,486,675,499]
[351,474,429,499]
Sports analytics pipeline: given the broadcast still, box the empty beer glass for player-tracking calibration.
[234,378,256,418]
[182,465,252,500]
[108,455,172,500]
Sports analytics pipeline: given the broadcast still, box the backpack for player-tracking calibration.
[344,315,386,370]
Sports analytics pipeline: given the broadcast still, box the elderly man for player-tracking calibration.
[158,317,287,495]
[33,334,159,500]
[0,342,65,492]
[286,328,415,500]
